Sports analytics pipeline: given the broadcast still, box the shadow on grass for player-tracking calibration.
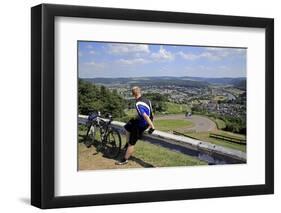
[129,156,155,168]
[82,138,120,160]
[80,138,155,168]
[78,134,86,143]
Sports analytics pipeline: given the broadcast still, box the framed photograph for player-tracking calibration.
[31,4,274,209]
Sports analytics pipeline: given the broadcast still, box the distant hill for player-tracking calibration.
[82,76,209,88]
[231,79,246,89]
[81,76,246,88]
[182,76,246,85]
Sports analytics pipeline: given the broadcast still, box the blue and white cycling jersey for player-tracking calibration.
[135,96,153,127]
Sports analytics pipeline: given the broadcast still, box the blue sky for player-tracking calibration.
[78,41,246,78]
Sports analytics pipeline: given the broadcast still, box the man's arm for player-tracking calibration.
[143,113,154,129]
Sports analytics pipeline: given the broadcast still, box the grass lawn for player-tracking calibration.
[165,102,191,114]
[217,130,246,140]
[134,140,207,167]
[184,131,246,152]
[210,118,226,129]
[126,102,191,116]
[214,95,227,101]
[224,87,245,96]
[124,109,136,117]
[119,135,206,167]
[214,118,226,129]
[153,119,193,131]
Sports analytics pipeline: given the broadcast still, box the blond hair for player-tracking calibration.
[131,86,141,96]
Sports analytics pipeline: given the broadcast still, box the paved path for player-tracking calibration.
[155,114,217,132]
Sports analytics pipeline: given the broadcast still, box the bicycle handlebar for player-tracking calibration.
[87,112,113,123]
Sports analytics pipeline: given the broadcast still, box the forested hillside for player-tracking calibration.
[78,80,126,118]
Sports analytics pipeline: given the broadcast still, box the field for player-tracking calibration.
[213,95,227,101]
[224,87,245,97]
[153,119,193,132]
[124,102,190,117]
[208,117,226,129]
[214,118,226,129]
[164,102,191,114]
[183,131,246,152]
[216,130,246,140]
[124,109,136,117]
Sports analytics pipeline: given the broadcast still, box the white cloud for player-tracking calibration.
[205,47,246,58]
[84,61,105,69]
[107,44,150,55]
[178,51,200,60]
[86,44,93,49]
[111,45,175,65]
[78,49,95,57]
[184,63,245,78]
[114,46,175,65]
[151,46,174,61]
[179,50,221,61]
[200,51,222,61]
[179,47,246,61]
[116,58,150,65]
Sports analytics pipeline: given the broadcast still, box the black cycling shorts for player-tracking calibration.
[124,118,148,145]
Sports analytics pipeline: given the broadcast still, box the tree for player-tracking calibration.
[143,93,168,113]
[78,80,126,118]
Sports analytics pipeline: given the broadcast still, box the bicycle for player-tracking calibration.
[84,111,122,158]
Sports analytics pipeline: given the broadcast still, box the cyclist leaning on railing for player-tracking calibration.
[115,86,155,165]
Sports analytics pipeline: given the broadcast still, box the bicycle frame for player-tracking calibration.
[88,115,113,144]
[85,113,122,158]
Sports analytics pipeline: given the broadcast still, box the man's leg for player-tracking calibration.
[126,130,130,142]
[116,131,137,165]
[123,130,130,150]
[115,143,134,165]
[116,122,138,165]
[124,144,134,160]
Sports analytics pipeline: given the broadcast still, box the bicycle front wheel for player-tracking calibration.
[104,128,122,158]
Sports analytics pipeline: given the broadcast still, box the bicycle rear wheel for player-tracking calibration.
[85,124,102,147]
[84,124,94,147]
[104,128,122,158]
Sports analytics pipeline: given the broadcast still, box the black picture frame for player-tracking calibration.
[31,3,274,209]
